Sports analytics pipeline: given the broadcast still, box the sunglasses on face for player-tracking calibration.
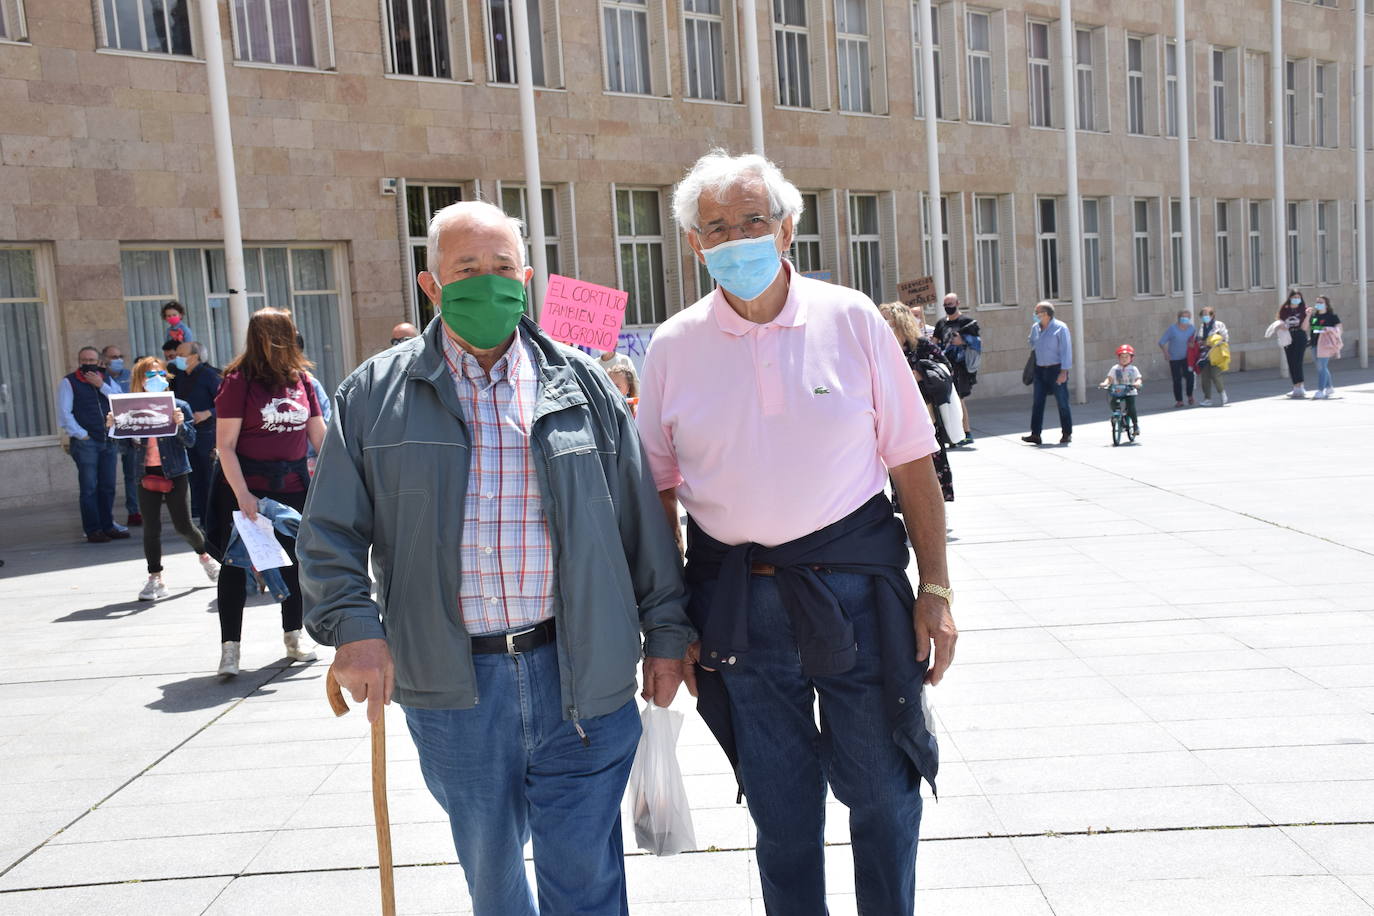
[145,370,167,378]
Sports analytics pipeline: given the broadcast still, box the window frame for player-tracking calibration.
[836,0,887,114]
[1210,45,1240,142]
[1316,200,1338,286]
[229,0,336,71]
[612,185,676,326]
[965,8,994,124]
[1034,195,1060,301]
[1214,198,1244,292]
[1080,196,1112,300]
[483,0,565,88]
[97,0,197,58]
[971,193,1010,307]
[1026,19,1054,129]
[1314,61,1336,148]
[681,0,739,103]
[600,0,659,96]
[1131,197,1163,298]
[774,0,831,110]
[1168,197,1201,295]
[0,1,28,43]
[846,191,884,301]
[911,1,954,121]
[1073,25,1108,133]
[496,181,572,284]
[402,180,476,326]
[0,242,59,448]
[1247,198,1275,291]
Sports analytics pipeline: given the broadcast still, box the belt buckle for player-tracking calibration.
[505,624,539,655]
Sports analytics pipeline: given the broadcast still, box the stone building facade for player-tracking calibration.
[0,0,1366,509]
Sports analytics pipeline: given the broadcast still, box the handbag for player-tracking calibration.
[141,474,174,493]
[1022,353,1036,386]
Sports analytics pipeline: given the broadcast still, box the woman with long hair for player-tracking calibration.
[1309,295,1343,398]
[1277,288,1311,398]
[108,357,220,600]
[206,307,325,676]
[878,303,954,503]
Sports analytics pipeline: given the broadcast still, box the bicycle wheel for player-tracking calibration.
[1111,410,1123,446]
[1125,414,1137,443]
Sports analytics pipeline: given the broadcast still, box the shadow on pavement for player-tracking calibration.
[53,586,215,623]
[145,660,322,714]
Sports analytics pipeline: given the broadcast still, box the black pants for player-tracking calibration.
[1284,329,1308,385]
[137,473,206,574]
[207,475,306,643]
[187,426,216,521]
[1169,359,1195,402]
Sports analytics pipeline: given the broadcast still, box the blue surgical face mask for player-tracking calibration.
[144,374,169,393]
[171,356,188,371]
[1315,302,1327,312]
[1290,297,1302,306]
[700,234,782,302]
[108,358,124,372]
[1202,315,1213,323]
[1180,317,1192,326]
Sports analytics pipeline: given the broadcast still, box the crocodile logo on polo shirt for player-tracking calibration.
[813,386,831,395]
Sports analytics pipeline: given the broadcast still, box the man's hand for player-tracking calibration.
[913,594,957,686]
[331,638,394,724]
[641,655,690,708]
[1056,369,1068,386]
[82,370,104,387]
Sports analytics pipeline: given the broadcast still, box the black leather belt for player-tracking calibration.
[471,618,556,655]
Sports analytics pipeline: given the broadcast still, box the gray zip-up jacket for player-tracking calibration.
[298,316,695,721]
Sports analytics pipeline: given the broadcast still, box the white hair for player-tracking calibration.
[671,149,805,234]
[426,200,526,271]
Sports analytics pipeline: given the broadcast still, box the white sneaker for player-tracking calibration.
[1199,399,1213,407]
[1324,387,1336,398]
[217,641,241,676]
[1313,389,1327,400]
[138,576,168,601]
[1221,391,1229,405]
[283,630,318,663]
[199,554,220,582]
[1288,388,1307,399]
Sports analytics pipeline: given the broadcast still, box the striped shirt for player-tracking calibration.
[442,329,555,636]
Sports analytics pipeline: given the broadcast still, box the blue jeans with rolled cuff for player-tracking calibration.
[70,436,117,536]
[403,640,641,916]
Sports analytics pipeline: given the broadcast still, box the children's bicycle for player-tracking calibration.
[1099,383,1138,446]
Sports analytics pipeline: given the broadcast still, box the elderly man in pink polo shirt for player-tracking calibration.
[637,150,957,915]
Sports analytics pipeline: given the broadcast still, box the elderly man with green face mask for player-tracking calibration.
[297,200,695,916]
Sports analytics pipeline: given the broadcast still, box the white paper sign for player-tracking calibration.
[232,511,293,571]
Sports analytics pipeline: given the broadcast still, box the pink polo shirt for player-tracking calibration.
[637,264,938,547]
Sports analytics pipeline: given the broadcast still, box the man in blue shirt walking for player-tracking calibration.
[1023,302,1074,445]
[1157,310,1197,407]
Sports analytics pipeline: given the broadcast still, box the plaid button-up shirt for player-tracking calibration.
[442,329,555,636]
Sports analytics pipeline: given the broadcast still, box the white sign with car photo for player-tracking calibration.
[108,392,178,439]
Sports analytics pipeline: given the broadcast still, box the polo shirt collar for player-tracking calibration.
[710,260,808,337]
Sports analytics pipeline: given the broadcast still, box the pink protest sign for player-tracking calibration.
[539,275,628,351]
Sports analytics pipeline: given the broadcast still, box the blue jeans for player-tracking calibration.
[720,571,923,915]
[1315,356,1333,390]
[119,441,138,516]
[403,641,640,916]
[70,437,117,536]
[1030,364,1073,437]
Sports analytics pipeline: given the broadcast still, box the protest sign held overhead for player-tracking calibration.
[898,276,937,308]
[109,393,178,439]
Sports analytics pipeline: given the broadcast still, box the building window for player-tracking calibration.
[1248,199,1274,290]
[1169,198,1201,295]
[1126,36,1145,135]
[1286,201,1302,286]
[1244,50,1270,144]
[120,245,348,390]
[921,193,958,292]
[1071,28,1093,131]
[683,0,730,101]
[911,2,946,119]
[1317,200,1336,284]
[1315,62,1335,148]
[1132,198,1161,296]
[602,0,652,94]
[101,0,194,56]
[1215,199,1242,291]
[1284,58,1312,147]
[972,195,1007,306]
[1165,39,1180,138]
[406,183,465,326]
[1211,46,1239,141]
[232,0,330,69]
[0,246,55,441]
[848,193,882,300]
[966,10,993,123]
[500,184,562,280]
[836,0,879,113]
[1035,197,1059,301]
[0,1,28,42]
[615,188,668,326]
[487,0,548,85]
[1081,197,1109,299]
[1027,20,1053,128]
[789,193,824,273]
[774,0,815,108]
[386,0,453,79]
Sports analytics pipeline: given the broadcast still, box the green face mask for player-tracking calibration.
[438,273,527,349]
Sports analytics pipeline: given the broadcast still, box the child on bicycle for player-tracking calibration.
[1101,344,1143,435]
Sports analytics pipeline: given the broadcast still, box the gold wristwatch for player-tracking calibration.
[918,583,954,606]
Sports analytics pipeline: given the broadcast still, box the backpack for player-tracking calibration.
[1207,335,1231,371]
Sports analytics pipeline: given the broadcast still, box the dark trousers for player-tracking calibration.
[1168,359,1195,402]
[207,476,306,642]
[1030,364,1073,437]
[137,474,207,574]
[1284,329,1308,385]
[70,437,117,536]
[187,425,216,521]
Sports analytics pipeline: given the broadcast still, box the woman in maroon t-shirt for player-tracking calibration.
[207,307,325,677]
[1276,288,1311,398]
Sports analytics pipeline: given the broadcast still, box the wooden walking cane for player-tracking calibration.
[327,667,396,916]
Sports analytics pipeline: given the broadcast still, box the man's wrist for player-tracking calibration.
[918,582,953,606]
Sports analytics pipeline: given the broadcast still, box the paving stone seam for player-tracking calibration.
[0,664,308,883]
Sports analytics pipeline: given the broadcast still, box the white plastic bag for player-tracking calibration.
[625,702,697,856]
[937,389,963,444]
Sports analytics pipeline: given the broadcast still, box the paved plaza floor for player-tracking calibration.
[1,364,1372,914]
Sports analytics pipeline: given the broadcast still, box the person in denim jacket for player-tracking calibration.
[106,358,220,601]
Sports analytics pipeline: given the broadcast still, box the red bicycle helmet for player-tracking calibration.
[1116,344,1135,356]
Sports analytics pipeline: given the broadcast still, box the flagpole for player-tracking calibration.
[511,0,548,316]
[917,0,945,303]
[1059,0,1085,403]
